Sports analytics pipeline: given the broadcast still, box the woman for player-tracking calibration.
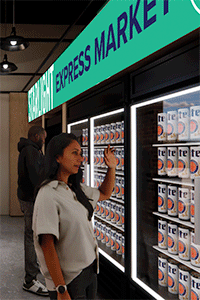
[32,133,117,300]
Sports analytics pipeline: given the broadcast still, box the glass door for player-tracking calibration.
[131,86,200,300]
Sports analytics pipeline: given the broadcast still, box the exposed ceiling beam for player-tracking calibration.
[0,38,73,43]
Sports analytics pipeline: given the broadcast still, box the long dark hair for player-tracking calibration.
[36,133,94,221]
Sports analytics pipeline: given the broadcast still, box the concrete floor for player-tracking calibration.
[0,216,105,300]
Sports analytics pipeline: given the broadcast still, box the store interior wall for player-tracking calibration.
[0,94,9,215]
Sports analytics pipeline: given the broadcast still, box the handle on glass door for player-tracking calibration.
[194,178,200,244]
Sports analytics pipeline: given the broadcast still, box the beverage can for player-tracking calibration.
[167,110,178,141]
[168,222,178,254]
[121,148,124,171]
[94,127,97,145]
[121,177,124,200]
[190,146,200,178]
[178,108,190,141]
[105,124,111,144]
[96,222,101,241]
[158,147,167,175]
[168,258,179,294]
[96,149,101,167]
[158,183,167,213]
[116,148,122,170]
[82,129,85,146]
[116,176,122,199]
[178,147,190,178]
[191,271,200,300]
[158,218,167,249]
[178,187,190,221]
[94,219,97,237]
[96,174,100,188]
[101,201,106,218]
[121,121,124,143]
[122,236,125,258]
[85,128,88,146]
[178,225,190,261]
[100,125,106,144]
[85,148,88,164]
[168,185,178,216]
[158,113,167,141]
[105,200,111,221]
[116,204,122,227]
[105,226,111,247]
[190,105,200,141]
[191,229,200,267]
[190,189,195,224]
[101,223,106,244]
[115,122,122,143]
[158,254,168,287]
[122,206,125,229]
[110,229,116,251]
[116,232,122,255]
[96,201,101,216]
[167,147,178,177]
[100,148,105,168]
[110,123,116,144]
[96,126,101,145]
[110,202,116,224]
[179,265,191,300]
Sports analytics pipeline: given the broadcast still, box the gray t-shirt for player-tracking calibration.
[32,180,100,290]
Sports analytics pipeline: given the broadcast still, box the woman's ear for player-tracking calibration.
[56,155,60,164]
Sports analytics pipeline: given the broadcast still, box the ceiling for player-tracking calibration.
[0,0,107,93]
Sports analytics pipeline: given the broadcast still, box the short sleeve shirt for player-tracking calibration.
[32,181,100,290]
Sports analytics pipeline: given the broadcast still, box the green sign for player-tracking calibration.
[28,0,200,122]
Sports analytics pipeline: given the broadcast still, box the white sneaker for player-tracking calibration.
[23,279,49,296]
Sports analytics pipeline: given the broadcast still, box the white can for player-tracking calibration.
[158,218,167,249]
[96,126,101,144]
[158,254,168,287]
[122,206,125,229]
[85,128,88,146]
[190,105,200,141]
[105,200,111,221]
[94,219,97,237]
[105,226,111,247]
[168,222,178,255]
[105,124,111,144]
[158,183,167,213]
[121,148,124,171]
[167,147,178,177]
[116,148,122,170]
[110,123,116,144]
[190,146,200,178]
[191,271,200,300]
[178,108,190,141]
[96,149,101,167]
[158,113,167,141]
[190,189,195,224]
[101,201,106,218]
[116,232,122,255]
[191,230,200,267]
[116,204,122,227]
[121,121,124,143]
[110,229,116,251]
[178,226,190,261]
[101,223,106,244]
[94,127,97,145]
[158,147,167,175]
[178,147,190,178]
[116,176,122,199]
[96,201,101,216]
[96,222,101,241]
[179,265,191,300]
[110,202,116,224]
[82,129,86,146]
[168,185,178,216]
[100,149,105,168]
[178,187,190,221]
[115,122,122,143]
[100,125,106,144]
[121,177,124,200]
[168,259,179,294]
[122,236,125,258]
[167,110,178,141]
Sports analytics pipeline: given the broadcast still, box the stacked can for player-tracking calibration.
[157,113,167,141]
[158,147,167,176]
[168,185,178,217]
[168,222,178,255]
[178,108,190,141]
[190,229,200,267]
[179,265,191,300]
[158,218,167,249]
[190,146,200,178]
[190,189,195,224]
[178,225,190,261]
[190,106,200,141]
[178,147,190,178]
[167,110,178,141]
[168,258,179,294]
[158,183,167,213]
[191,271,200,300]
[158,254,168,287]
[167,147,178,177]
[178,187,190,221]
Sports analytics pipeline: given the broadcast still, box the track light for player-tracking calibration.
[0,54,17,73]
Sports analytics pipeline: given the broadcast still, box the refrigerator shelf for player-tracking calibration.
[94,214,124,232]
[94,144,124,148]
[94,168,124,176]
[152,177,194,187]
[153,212,194,229]
[110,196,124,204]
[153,245,200,274]
[153,142,200,147]
[98,242,125,272]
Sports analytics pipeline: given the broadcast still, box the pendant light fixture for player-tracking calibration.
[0,54,18,73]
[1,0,29,51]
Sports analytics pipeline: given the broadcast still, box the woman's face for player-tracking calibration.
[56,140,83,177]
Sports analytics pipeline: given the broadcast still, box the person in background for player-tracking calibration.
[17,126,48,296]
[32,133,117,300]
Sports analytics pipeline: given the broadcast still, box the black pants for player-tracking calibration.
[48,261,97,300]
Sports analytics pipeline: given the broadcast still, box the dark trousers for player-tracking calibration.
[49,261,97,300]
[19,199,40,283]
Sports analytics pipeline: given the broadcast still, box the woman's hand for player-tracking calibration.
[104,145,117,169]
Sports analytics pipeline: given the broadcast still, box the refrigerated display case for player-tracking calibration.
[131,86,200,300]
[67,119,90,185]
[91,108,125,272]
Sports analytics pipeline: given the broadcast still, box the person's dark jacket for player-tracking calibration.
[17,138,44,202]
